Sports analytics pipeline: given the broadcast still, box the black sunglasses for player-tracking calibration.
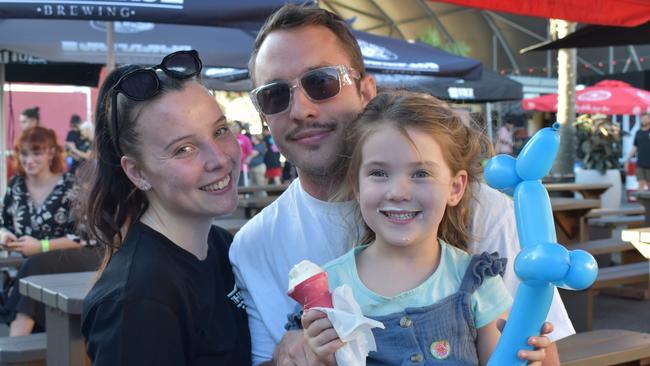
[111,50,202,156]
[250,65,360,116]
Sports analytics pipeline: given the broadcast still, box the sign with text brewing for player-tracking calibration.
[0,0,294,28]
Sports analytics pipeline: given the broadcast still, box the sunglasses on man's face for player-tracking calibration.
[250,65,360,116]
[111,50,202,156]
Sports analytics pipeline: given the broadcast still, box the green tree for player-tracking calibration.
[417,28,470,57]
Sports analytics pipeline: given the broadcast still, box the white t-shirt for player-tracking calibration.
[229,180,575,365]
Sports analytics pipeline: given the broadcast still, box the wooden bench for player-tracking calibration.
[586,206,645,219]
[558,329,650,366]
[0,256,25,270]
[590,215,646,228]
[587,215,647,242]
[561,262,650,332]
[0,333,46,366]
[569,237,636,256]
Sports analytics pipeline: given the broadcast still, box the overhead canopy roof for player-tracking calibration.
[320,0,650,78]
[521,21,650,53]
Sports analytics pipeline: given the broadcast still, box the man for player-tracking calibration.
[624,113,650,192]
[495,120,515,155]
[230,4,571,365]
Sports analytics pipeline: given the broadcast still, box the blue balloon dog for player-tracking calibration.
[485,124,598,365]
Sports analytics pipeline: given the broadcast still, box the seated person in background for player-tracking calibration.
[66,120,94,174]
[0,126,101,336]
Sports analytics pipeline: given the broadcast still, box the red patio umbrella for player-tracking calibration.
[432,0,650,27]
[522,80,650,115]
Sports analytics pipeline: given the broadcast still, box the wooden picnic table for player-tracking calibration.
[632,191,650,227]
[213,217,248,235]
[621,227,650,259]
[544,182,612,200]
[551,197,601,243]
[19,271,95,366]
[238,184,289,197]
[237,196,277,218]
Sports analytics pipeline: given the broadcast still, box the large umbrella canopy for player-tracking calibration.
[352,30,481,79]
[205,68,518,102]
[0,19,483,83]
[521,21,650,53]
[0,0,296,29]
[0,20,254,69]
[374,70,521,102]
[431,0,650,27]
[522,80,650,115]
[1,50,102,86]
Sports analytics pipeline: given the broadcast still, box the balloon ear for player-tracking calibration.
[484,154,521,191]
[516,126,560,180]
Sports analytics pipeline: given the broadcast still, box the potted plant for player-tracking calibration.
[574,113,623,208]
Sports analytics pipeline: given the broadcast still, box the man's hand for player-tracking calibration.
[271,329,330,366]
[496,319,554,366]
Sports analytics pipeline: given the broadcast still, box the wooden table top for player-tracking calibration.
[621,227,650,259]
[237,196,277,208]
[632,191,650,199]
[238,184,289,194]
[550,197,601,212]
[19,271,95,315]
[545,183,612,192]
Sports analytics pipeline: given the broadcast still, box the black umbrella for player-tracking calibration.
[203,68,518,103]
[352,30,481,80]
[374,71,522,102]
[521,21,650,53]
[0,0,293,29]
[0,19,484,84]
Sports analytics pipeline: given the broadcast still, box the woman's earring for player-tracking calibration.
[138,181,152,191]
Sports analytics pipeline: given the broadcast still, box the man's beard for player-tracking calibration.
[285,111,358,183]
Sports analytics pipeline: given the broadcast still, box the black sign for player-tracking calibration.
[0,0,297,28]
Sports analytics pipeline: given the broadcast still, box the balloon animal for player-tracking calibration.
[485,124,598,365]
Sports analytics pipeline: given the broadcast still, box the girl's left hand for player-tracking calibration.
[6,236,41,256]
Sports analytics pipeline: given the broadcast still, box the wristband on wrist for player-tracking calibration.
[40,239,50,253]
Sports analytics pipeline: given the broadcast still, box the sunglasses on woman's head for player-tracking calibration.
[250,65,360,116]
[111,50,203,156]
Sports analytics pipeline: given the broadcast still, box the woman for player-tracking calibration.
[0,126,100,335]
[80,50,251,365]
[19,107,40,130]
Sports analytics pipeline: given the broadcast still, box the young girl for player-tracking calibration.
[303,90,528,365]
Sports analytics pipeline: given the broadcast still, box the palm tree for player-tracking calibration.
[550,20,577,180]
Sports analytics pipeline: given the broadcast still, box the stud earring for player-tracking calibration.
[138,181,152,191]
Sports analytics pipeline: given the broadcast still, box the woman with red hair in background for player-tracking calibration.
[0,126,100,336]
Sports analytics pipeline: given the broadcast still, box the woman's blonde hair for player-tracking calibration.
[336,90,491,251]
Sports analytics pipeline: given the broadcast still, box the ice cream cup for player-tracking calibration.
[288,272,333,309]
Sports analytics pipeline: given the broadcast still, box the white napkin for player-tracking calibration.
[314,285,385,366]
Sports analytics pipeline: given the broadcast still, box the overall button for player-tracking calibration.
[400,316,413,328]
[410,353,424,363]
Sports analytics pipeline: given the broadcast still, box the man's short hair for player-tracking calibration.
[248,4,365,85]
